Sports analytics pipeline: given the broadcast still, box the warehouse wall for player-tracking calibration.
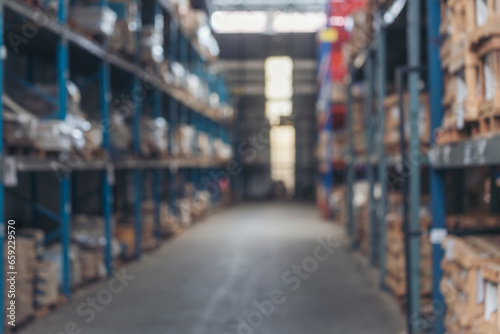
[216,33,318,200]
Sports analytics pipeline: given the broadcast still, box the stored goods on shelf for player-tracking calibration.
[352,101,367,154]
[353,182,370,253]
[141,24,164,65]
[384,194,432,305]
[473,261,500,333]
[214,138,232,160]
[140,117,169,157]
[197,132,213,157]
[437,0,500,143]
[3,82,103,157]
[110,113,133,155]
[4,237,36,325]
[69,5,117,37]
[109,0,139,55]
[175,125,196,157]
[329,186,347,226]
[441,236,500,332]
[34,261,59,308]
[43,243,82,289]
[383,93,430,152]
[342,8,374,65]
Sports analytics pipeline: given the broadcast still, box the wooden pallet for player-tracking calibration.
[478,108,500,135]
[34,295,67,319]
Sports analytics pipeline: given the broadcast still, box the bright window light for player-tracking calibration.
[266,81,293,99]
[265,56,293,80]
[211,11,267,33]
[270,126,296,196]
[266,100,293,124]
[273,12,326,33]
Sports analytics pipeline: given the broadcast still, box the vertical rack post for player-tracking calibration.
[133,0,142,259]
[365,51,377,265]
[99,0,113,277]
[407,0,422,328]
[427,0,445,331]
[133,78,142,258]
[99,0,113,275]
[376,18,388,286]
[0,0,4,330]
[153,89,163,239]
[153,0,163,240]
[346,65,355,239]
[58,0,71,297]
[169,97,178,215]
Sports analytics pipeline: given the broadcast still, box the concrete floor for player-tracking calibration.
[21,203,405,334]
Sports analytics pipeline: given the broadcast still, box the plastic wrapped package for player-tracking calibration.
[140,117,168,156]
[34,261,59,308]
[4,83,101,155]
[141,25,164,64]
[220,104,235,119]
[214,139,232,160]
[170,62,187,88]
[85,121,104,154]
[197,132,212,157]
[69,6,117,36]
[177,125,195,156]
[43,243,82,289]
[109,0,139,55]
[209,92,220,108]
[186,74,206,101]
[72,215,121,258]
[110,113,132,152]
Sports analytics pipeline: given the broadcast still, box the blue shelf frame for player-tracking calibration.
[0,1,234,332]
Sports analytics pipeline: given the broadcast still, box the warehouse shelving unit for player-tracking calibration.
[0,0,233,332]
[340,1,434,333]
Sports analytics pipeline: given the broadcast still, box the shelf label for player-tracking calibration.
[4,157,18,188]
[107,165,115,186]
[443,146,451,165]
[464,143,472,165]
[430,228,447,245]
[428,148,437,165]
[477,139,487,164]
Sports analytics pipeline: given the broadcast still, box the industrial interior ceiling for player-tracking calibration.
[207,0,328,13]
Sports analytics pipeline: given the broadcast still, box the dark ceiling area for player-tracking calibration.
[215,33,317,59]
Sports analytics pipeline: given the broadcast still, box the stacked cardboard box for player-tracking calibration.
[115,203,157,257]
[437,0,500,143]
[34,261,58,308]
[5,237,36,325]
[441,236,500,333]
[352,101,367,154]
[383,93,430,153]
[384,211,433,304]
[353,182,370,254]
[473,261,500,333]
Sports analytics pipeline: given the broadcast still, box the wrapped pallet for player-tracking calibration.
[140,117,168,157]
[384,197,433,304]
[176,125,195,157]
[437,0,481,144]
[383,93,430,153]
[43,244,82,289]
[34,261,59,308]
[441,236,500,333]
[5,237,36,325]
[472,261,500,334]
[69,6,117,36]
[141,24,164,65]
[109,0,139,55]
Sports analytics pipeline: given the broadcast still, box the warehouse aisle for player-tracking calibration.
[21,203,404,334]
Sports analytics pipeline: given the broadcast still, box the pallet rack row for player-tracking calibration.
[324,0,500,333]
[0,0,235,332]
